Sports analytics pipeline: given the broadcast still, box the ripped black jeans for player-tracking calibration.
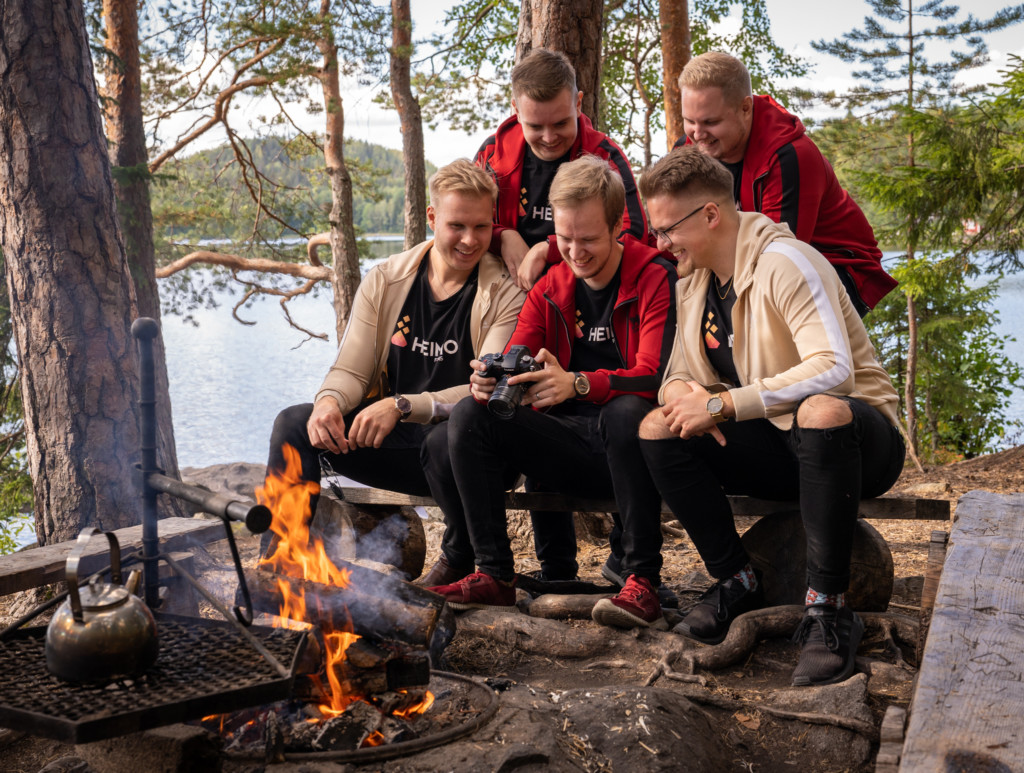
[640,396,905,594]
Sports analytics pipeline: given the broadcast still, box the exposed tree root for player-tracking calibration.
[682,691,879,741]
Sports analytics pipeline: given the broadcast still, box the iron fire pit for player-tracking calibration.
[0,614,307,744]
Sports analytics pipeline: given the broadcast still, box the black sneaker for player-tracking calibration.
[791,605,865,687]
[600,557,625,587]
[674,576,764,644]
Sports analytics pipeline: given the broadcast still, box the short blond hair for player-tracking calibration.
[678,51,752,107]
[428,158,498,204]
[639,146,733,203]
[511,48,578,103]
[548,155,625,232]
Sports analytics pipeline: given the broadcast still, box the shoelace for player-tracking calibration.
[620,580,651,604]
[792,611,840,651]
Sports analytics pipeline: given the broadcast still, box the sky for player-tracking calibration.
[158,1,1024,167]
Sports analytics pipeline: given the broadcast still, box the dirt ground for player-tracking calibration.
[2,446,1023,772]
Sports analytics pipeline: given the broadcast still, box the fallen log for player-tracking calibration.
[244,564,446,649]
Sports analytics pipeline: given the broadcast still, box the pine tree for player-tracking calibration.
[813,0,1024,462]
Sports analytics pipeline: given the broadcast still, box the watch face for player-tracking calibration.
[707,396,724,414]
[574,374,590,396]
[395,395,412,416]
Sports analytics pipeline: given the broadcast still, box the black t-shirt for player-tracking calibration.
[720,159,744,210]
[702,275,739,387]
[517,145,572,246]
[385,256,478,396]
[568,269,622,375]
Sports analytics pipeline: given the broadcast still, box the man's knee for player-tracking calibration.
[796,395,853,429]
[598,395,649,438]
[638,407,674,440]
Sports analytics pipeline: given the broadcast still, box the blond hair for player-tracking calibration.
[511,48,578,103]
[549,155,625,232]
[428,158,498,204]
[639,146,733,203]
[678,51,752,107]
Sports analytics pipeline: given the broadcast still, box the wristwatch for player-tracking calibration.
[573,372,591,398]
[706,395,727,424]
[393,394,412,421]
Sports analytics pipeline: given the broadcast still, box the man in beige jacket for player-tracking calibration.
[637,147,905,686]
[264,160,525,576]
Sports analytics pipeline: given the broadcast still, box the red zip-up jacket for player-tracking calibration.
[476,113,649,253]
[505,235,676,404]
[675,95,896,310]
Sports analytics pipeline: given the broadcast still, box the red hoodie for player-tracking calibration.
[505,235,676,404]
[476,113,648,253]
[676,95,896,310]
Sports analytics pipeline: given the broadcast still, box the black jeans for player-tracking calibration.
[429,394,662,583]
[640,396,905,594]
[263,402,458,555]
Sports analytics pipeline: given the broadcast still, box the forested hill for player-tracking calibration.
[151,137,437,243]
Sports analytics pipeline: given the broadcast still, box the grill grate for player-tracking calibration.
[0,615,307,744]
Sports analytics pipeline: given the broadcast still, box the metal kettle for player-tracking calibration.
[45,527,159,682]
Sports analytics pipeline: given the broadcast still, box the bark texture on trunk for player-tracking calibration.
[660,0,690,149]
[516,0,604,128]
[391,0,426,251]
[102,0,184,512]
[317,1,361,341]
[0,0,144,543]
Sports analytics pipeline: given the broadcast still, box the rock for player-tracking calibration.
[180,462,266,503]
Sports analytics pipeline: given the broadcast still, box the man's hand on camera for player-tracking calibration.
[469,358,498,402]
[307,397,349,454]
[510,348,573,409]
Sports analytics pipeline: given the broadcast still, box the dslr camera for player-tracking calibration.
[478,345,540,420]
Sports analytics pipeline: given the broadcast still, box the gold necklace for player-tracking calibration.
[716,275,734,300]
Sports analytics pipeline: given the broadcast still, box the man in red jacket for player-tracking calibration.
[673,51,896,315]
[476,48,648,290]
[472,48,649,584]
[426,157,677,629]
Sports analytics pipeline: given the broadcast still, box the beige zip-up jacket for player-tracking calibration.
[315,240,525,424]
[659,213,898,430]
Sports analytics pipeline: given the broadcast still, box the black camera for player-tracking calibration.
[478,345,540,420]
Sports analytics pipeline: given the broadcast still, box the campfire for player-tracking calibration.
[201,442,445,754]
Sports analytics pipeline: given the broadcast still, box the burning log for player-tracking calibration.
[244,565,446,650]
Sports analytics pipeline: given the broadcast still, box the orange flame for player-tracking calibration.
[362,730,385,747]
[392,690,435,719]
[256,444,359,714]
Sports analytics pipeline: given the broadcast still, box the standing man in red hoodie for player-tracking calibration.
[673,51,896,315]
[465,47,649,585]
[476,48,648,290]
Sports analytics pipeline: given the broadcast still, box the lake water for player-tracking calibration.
[162,257,1024,469]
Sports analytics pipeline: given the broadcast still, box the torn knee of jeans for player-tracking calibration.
[794,394,854,430]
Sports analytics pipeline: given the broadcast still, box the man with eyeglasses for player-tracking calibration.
[673,51,895,315]
[638,147,905,686]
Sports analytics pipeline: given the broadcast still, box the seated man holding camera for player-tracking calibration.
[425,156,677,628]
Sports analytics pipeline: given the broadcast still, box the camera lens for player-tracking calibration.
[487,377,522,420]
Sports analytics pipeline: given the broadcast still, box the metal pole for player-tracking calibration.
[131,317,161,609]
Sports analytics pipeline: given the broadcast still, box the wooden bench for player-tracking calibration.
[330,486,950,521]
[898,491,1024,771]
[0,516,227,598]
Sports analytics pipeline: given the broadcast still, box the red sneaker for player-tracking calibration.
[428,571,518,611]
[592,574,667,630]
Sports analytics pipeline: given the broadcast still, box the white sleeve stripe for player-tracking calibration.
[758,242,852,407]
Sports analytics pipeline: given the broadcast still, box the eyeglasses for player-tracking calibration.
[650,202,709,245]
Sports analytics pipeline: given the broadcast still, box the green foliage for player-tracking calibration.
[0,257,34,556]
[151,137,433,246]
[866,256,1022,460]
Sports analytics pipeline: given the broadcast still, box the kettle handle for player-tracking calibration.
[66,527,123,624]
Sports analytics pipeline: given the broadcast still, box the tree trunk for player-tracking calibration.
[0,0,144,543]
[316,1,361,341]
[660,0,690,149]
[390,0,426,251]
[516,0,604,128]
[102,0,184,515]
